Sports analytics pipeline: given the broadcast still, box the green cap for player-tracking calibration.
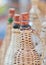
[8,18,13,24]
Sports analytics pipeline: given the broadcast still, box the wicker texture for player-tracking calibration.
[14,29,41,65]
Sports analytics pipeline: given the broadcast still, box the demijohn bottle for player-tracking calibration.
[4,14,20,65]
[3,8,15,61]
[4,12,41,65]
[13,12,41,65]
[4,8,15,51]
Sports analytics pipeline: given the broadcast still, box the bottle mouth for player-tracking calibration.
[21,21,28,25]
[14,21,20,25]
[13,21,31,29]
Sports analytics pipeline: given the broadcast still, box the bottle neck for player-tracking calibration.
[31,0,38,9]
[14,20,20,24]
[32,4,38,9]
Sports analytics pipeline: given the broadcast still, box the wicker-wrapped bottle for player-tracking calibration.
[4,14,21,65]
[13,12,41,65]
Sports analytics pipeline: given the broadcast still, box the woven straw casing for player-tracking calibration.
[13,29,41,65]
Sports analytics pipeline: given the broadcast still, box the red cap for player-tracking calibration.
[9,8,15,17]
[21,12,29,21]
[14,14,20,24]
[21,12,29,25]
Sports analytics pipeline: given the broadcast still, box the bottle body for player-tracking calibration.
[4,29,21,65]
[13,29,41,65]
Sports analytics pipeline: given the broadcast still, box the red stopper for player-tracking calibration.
[21,12,29,25]
[9,8,15,17]
[14,14,20,24]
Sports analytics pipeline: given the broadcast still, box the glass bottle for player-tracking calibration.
[3,8,15,59]
[5,8,15,50]
[4,14,21,65]
[30,0,42,33]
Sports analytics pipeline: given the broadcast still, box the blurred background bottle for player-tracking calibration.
[30,0,42,33]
